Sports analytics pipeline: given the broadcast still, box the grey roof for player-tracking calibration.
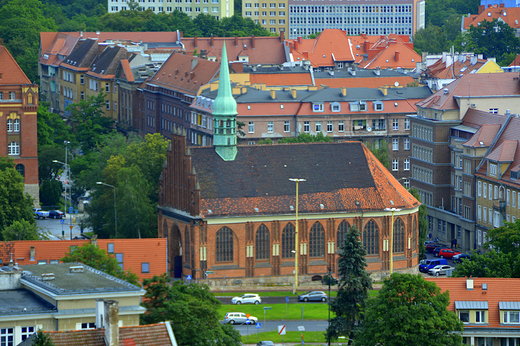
[91,46,124,75]
[499,301,520,310]
[312,68,414,79]
[451,124,479,134]
[63,39,96,67]
[0,288,56,316]
[243,65,310,74]
[455,301,489,309]
[20,263,144,296]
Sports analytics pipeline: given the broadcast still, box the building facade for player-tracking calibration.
[0,44,39,204]
[107,0,234,19]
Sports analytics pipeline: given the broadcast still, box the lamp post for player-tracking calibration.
[384,207,402,274]
[327,266,332,346]
[289,178,306,294]
[97,182,117,238]
[53,159,72,240]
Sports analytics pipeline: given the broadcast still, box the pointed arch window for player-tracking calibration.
[15,164,25,178]
[393,218,405,253]
[255,224,270,260]
[282,223,295,258]
[363,220,379,255]
[337,220,350,249]
[185,227,191,266]
[309,222,325,257]
[216,227,233,262]
[14,119,20,132]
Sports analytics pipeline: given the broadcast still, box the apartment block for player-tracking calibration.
[108,0,234,19]
[242,0,288,34]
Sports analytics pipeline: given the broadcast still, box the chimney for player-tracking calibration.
[470,56,477,65]
[280,31,285,41]
[466,276,474,290]
[340,87,347,97]
[210,35,214,47]
[364,40,370,53]
[235,36,238,47]
[251,35,255,49]
[101,300,119,346]
[270,89,276,99]
[395,51,400,62]
[379,86,388,96]
[194,36,198,48]
[291,88,297,98]
[298,36,303,44]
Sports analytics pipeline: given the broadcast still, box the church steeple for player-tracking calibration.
[213,42,238,161]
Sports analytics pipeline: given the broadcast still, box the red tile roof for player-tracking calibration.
[463,123,502,147]
[425,57,487,79]
[249,73,313,86]
[486,139,518,162]
[315,76,415,89]
[463,5,520,30]
[0,45,31,84]
[120,59,135,83]
[416,73,520,110]
[427,277,520,329]
[0,238,167,281]
[46,322,175,346]
[358,41,420,70]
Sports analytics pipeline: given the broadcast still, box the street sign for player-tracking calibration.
[263,307,272,311]
[187,275,192,280]
[298,326,305,331]
[69,226,73,230]
[69,207,73,213]
[206,270,213,274]
[255,323,261,329]
[60,219,64,224]
[286,296,290,303]
[278,325,286,335]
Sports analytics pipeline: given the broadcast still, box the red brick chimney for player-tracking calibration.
[235,36,238,47]
[251,35,255,49]
[194,36,198,48]
[395,51,400,62]
[210,35,214,47]
[298,36,303,44]
[280,31,285,41]
[364,40,370,53]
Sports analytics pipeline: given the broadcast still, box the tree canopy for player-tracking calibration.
[2,220,43,241]
[359,273,463,346]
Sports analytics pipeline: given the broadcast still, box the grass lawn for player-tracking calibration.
[219,303,334,320]
[241,331,327,345]
[215,290,379,298]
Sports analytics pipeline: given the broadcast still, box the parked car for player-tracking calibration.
[49,210,65,219]
[428,265,455,276]
[438,249,461,259]
[223,312,258,325]
[257,342,276,346]
[298,291,327,302]
[453,253,472,263]
[32,208,50,219]
[231,293,261,305]
[433,247,449,257]
[425,243,442,253]
[419,258,448,273]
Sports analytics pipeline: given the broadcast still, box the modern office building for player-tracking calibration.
[107,0,234,19]
[242,0,289,34]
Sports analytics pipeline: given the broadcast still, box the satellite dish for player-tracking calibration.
[367,127,372,132]
[394,81,399,87]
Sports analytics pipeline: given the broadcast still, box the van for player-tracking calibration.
[419,258,448,273]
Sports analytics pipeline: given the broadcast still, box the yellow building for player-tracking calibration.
[243,0,288,34]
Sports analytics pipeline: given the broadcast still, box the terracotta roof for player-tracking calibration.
[190,141,419,217]
[249,72,312,86]
[461,108,508,128]
[463,5,520,30]
[358,41,420,70]
[315,76,415,89]
[0,45,31,84]
[148,52,220,94]
[0,239,167,281]
[45,323,175,346]
[425,57,487,79]
[486,139,518,162]
[416,72,520,110]
[463,123,502,147]
[182,36,286,65]
[427,277,520,330]
[289,30,354,67]
[120,59,135,82]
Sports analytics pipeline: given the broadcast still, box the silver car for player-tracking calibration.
[428,265,454,276]
[223,312,258,325]
[231,293,261,305]
[298,291,328,302]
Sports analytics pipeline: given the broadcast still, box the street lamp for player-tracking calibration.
[327,266,332,346]
[97,182,117,238]
[53,159,72,240]
[289,178,306,294]
[384,206,402,274]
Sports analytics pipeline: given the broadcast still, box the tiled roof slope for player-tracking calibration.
[486,140,517,162]
[190,141,419,217]
[0,45,31,84]
[358,41,420,70]
[425,57,487,79]
[149,52,220,94]
[427,277,520,329]
[61,39,98,70]
[249,72,313,86]
[416,72,520,110]
[45,323,174,346]
[182,36,286,65]
[289,30,355,67]
[88,45,128,79]
[463,5,520,30]
[0,239,167,281]
[39,33,81,67]
[315,76,415,89]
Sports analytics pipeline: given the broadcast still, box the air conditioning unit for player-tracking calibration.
[470,103,477,108]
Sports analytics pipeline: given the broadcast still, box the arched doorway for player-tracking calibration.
[170,224,183,277]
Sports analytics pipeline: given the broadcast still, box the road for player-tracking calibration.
[218,296,331,305]
[224,320,330,336]
[36,212,92,240]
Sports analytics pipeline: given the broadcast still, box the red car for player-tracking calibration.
[438,249,461,259]
[425,243,442,253]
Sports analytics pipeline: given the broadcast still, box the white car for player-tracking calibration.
[224,312,258,325]
[428,264,454,276]
[231,293,261,305]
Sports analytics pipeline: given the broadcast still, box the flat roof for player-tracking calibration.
[0,289,56,316]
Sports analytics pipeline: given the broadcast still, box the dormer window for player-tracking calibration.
[312,103,324,112]
[490,163,497,177]
[359,101,367,111]
[374,101,384,111]
[331,102,340,112]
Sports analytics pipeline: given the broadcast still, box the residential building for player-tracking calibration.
[108,0,234,19]
[287,0,425,39]
[410,72,520,251]
[430,277,520,346]
[481,0,520,7]
[242,0,289,34]
[157,43,421,284]
[0,262,145,345]
[0,44,39,205]
[463,4,520,37]
[0,238,167,282]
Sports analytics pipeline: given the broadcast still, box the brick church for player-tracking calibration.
[157,43,421,284]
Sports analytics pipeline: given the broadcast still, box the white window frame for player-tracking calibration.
[327,121,333,132]
[404,159,410,170]
[404,118,410,130]
[504,311,520,324]
[338,121,344,132]
[284,121,290,132]
[392,119,399,130]
[392,138,399,151]
[248,121,255,133]
[8,141,20,155]
[267,121,274,133]
[315,121,322,132]
[304,121,310,133]
[392,159,398,171]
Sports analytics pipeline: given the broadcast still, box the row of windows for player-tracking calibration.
[412,124,433,141]
[245,2,285,8]
[289,5,411,14]
[1,326,35,344]
[392,158,410,172]
[0,91,16,101]
[116,0,220,3]
[290,16,412,25]
[290,27,412,37]
[412,166,432,183]
[214,219,414,262]
[245,11,285,18]
[7,119,20,133]
[412,145,433,162]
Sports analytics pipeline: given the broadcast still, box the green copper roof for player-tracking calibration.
[212,42,237,117]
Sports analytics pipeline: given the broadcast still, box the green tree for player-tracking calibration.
[61,243,141,286]
[413,26,448,55]
[39,180,63,208]
[141,274,241,346]
[37,104,72,148]
[327,226,372,343]
[367,139,389,169]
[0,158,34,235]
[409,188,427,259]
[32,330,55,346]
[278,132,333,143]
[2,220,42,241]
[359,273,463,346]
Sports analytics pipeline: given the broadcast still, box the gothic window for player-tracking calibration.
[15,164,24,178]
[185,227,190,265]
[216,227,233,262]
[309,222,325,257]
[255,224,270,260]
[282,223,295,258]
[337,220,350,249]
[363,220,379,255]
[393,218,405,253]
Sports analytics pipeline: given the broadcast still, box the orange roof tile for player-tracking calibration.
[120,59,135,83]
[358,42,420,70]
[486,140,518,162]
[463,6,520,30]
[463,123,502,147]
[315,76,415,89]
[249,73,312,86]
[0,45,31,84]
[426,57,487,79]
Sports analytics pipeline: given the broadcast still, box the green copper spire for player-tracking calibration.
[213,41,238,161]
